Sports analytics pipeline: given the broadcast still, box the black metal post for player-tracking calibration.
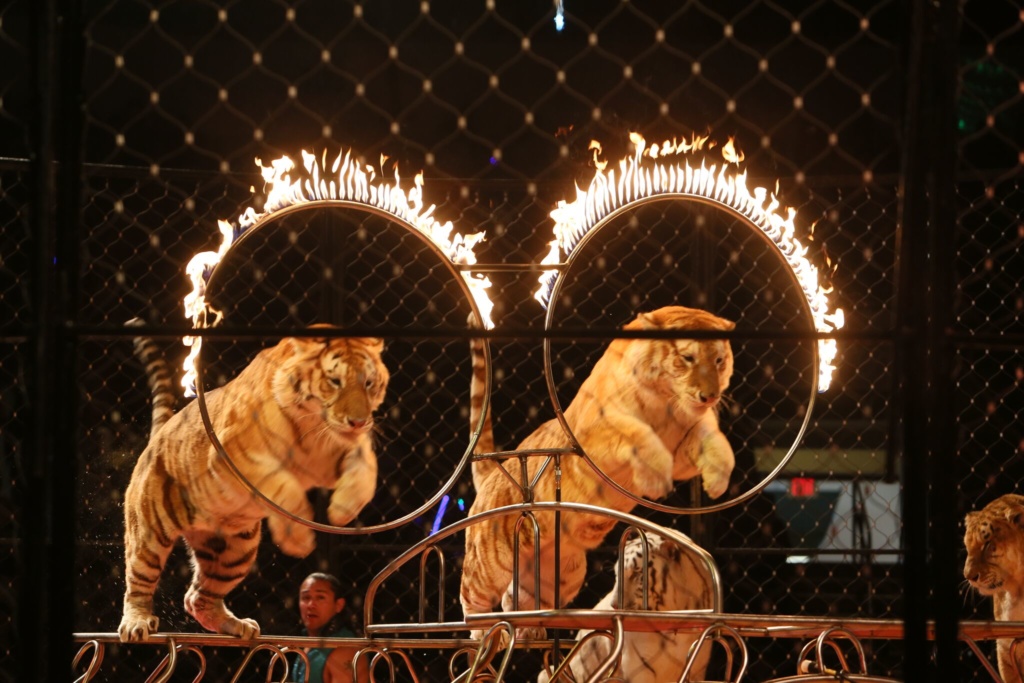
[896,1,961,681]
[22,0,83,680]
[22,1,59,680]
[924,0,961,676]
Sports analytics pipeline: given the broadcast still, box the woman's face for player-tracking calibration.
[298,577,344,635]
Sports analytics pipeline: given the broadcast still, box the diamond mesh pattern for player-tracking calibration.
[0,0,1021,681]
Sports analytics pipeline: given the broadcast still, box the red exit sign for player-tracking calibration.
[790,477,816,497]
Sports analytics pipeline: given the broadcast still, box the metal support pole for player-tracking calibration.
[896,1,961,681]
[22,2,59,680]
[924,0,961,676]
[22,0,83,680]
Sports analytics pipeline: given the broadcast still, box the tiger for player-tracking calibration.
[536,530,715,683]
[118,322,389,642]
[964,493,1024,683]
[461,305,735,641]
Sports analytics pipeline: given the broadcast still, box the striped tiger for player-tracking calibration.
[118,323,389,642]
[536,530,715,683]
[461,306,736,642]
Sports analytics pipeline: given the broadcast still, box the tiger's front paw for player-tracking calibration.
[699,432,734,499]
[632,461,674,500]
[267,516,316,558]
[118,611,159,642]
[327,479,374,527]
[515,625,548,642]
[220,616,261,639]
[701,465,731,499]
[470,624,544,651]
[327,499,361,528]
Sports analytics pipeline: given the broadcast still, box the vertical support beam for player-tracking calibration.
[688,209,716,546]
[925,0,960,676]
[22,0,82,680]
[22,2,58,680]
[897,1,960,681]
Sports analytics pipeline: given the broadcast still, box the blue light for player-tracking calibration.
[554,0,565,31]
[457,498,465,511]
[430,495,450,535]
[489,156,499,165]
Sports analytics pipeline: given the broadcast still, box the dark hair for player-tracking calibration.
[304,572,343,600]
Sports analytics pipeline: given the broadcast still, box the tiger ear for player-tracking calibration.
[626,312,659,330]
[360,337,385,353]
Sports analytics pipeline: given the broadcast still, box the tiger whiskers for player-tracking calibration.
[960,579,978,608]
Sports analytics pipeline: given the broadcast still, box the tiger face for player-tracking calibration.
[273,334,389,437]
[963,495,1024,596]
[629,307,735,412]
[665,336,733,410]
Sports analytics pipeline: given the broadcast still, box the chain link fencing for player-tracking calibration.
[0,0,1021,681]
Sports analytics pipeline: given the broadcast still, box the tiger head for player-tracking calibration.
[624,306,735,413]
[271,328,390,437]
[963,494,1024,596]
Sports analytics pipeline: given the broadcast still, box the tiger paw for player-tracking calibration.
[220,616,261,639]
[327,499,361,528]
[701,464,731,499]
[515,625,548,642]
[118,612,159,642]
[630,453,674,500]
[267,516,316,558]
[699,432,734,499]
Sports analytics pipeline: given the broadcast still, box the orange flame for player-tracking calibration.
[536,132,844,392]
[180,147,494,397]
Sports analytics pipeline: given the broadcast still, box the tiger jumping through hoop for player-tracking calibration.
[461,305,735,642]
[118,321,389,642]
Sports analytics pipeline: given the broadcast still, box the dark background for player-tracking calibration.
[1,0,1021,681]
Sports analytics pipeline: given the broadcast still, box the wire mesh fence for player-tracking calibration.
[0,0,1021,681]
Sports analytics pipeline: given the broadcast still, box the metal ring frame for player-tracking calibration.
[193,188,816,526]
[194,199,492,534]
[542,193,819,514]
[362,502,724,634]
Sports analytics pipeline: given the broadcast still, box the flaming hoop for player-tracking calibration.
[177,146,495,534]
[181,148,494,398]
[535,132,844,392]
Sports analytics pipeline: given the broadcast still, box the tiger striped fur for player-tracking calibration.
[469,335,497,491]
[461,306,736,642]
[118,326,389,642]
[536,531,715,683]
[125,318,176,440]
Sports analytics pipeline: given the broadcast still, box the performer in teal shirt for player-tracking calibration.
[291,573,367,683]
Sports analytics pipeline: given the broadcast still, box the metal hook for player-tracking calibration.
[458,621,517,682]
[616,527,652,610]
[418,544,447,623]
[584,615,625,683]
[267,646,307,683]
[146,643,207,683]
[144,637,178,683]
[804,626,868,675]
[368,649,397,681]
[230,643,288,683]
[377,647,422,683]
[540,629,616,682]
[450,645,497,682]
[72,640,104,683]
[680,623,748,682]
[511,510,543,611]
